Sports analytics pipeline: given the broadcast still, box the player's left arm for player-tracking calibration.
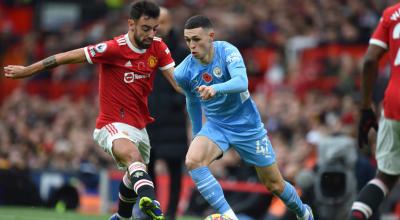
[198,48,248,100]
[161,67,183,94]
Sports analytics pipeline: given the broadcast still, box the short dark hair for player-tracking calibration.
[130,0,160,20]
[184,15,213,29]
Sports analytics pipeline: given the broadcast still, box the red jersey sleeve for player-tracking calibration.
[83,40,118,64]
[370,10,390,49]
[156,39,175,70]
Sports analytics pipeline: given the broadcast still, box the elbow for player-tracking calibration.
[363,57,377,67]
[363,53,380,68]
[175,85,184,94]
[362,58,378,74]
[238,85,248,93]
[239,77,248,92]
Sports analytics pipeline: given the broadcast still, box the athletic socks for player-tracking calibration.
[128,162,156,200]
[278,181,306,217]
[223,209,239,220]
[349,178,388,220]
[117,173,138,219]
[189,166,238,220]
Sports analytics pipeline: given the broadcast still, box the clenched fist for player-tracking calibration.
[197,85,216,100]
[3,65,32,79]
[358,108,378,149]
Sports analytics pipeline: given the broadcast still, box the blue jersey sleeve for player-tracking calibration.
[174,60,203,136]
[185,94,202,136]
[211,43,248,94]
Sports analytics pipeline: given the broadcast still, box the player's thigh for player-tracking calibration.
[233,135,276,167]
[186,136,224,167]
[137,128,151,164]
[93,123,150,168]
[112,138,143,164]
[376,116,400,175]
[187,123,229,167]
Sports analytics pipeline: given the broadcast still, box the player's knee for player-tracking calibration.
[112,142,144,165]
[185,157,203,171]
[377,171,399,190]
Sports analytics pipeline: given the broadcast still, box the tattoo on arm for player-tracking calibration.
[42,56,58,69]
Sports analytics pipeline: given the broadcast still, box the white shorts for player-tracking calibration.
[376,113,400,175]
[93,122,151,169]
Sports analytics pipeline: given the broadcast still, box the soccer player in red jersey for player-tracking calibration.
[348,3,400,220]
[3,1,180,220]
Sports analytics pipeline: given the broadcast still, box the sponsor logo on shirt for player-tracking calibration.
[147,55,158,68]
[124,72,151,83]
[213,67,222,78]
[202,72,212,83]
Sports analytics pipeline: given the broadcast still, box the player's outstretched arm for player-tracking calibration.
[162,67,183,94]
[4,48,87,79]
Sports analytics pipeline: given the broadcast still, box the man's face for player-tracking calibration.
[184,27,214,61]
[157,8,171,37]
[129,16,159,49]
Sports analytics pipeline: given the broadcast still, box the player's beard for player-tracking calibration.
[134,33,152,49]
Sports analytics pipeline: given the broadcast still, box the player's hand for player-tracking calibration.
[358,108,378,149]
[197,85,216,100]
[4,65,31,79]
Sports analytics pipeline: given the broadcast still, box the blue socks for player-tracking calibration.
[190,167,305,217]
[189,166,231,213]
[278,181,306,217]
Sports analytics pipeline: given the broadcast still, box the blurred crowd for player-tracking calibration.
[0,89,113,171]
[1,0,399,218]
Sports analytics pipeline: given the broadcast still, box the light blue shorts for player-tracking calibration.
[197,121,276,167]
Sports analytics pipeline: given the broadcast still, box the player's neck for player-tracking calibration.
[128,32,140,49]
[200,45,214,65]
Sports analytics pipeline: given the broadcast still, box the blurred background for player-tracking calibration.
[1,0,400,220]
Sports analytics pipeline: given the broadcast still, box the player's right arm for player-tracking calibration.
[360,44,386,109]
[185,93,202,136]
[174,61,202,136]
[357,10,388,148]
[4,48,86,79]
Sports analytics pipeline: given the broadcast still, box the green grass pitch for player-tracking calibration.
[0,207,202,220]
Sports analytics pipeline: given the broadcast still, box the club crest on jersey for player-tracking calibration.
[147,55,158,68]
[202,72,213,83]
[213,67,222,78]
[94,43,107,53]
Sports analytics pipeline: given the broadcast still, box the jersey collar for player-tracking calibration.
[125,33,147,54]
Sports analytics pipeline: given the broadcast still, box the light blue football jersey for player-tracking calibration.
[174,41,266,140]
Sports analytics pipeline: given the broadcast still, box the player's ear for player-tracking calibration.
[128,19,136,31]
[209,31,215,41]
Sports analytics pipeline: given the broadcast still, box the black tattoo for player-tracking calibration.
[42,56,58,69]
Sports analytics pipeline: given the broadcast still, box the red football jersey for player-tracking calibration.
[370,3,400,120]
[84,34,175,129]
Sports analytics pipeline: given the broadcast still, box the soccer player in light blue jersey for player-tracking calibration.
[174,15,314,220]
